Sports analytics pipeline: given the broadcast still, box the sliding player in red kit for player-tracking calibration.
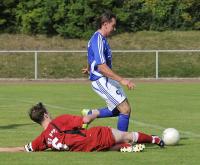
[27,114,115,152]
[0,103,164,153]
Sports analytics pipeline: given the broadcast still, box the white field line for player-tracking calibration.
[24,100,200,138]
[129,119,200,138]
[0,97,200,138]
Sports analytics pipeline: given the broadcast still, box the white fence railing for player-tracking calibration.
[0,50,200,80]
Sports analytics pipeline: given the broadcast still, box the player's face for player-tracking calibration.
[44,112,52,121]
[105,18,116,36]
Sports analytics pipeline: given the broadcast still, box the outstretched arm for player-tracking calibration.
[0,147,25,152]
[98,64,135,90]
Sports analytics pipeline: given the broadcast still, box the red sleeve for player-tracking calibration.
[54,114,84,130]
[24,134,47,152]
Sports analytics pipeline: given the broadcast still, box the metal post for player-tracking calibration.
[34,51,38,80]
[156,51,159,79]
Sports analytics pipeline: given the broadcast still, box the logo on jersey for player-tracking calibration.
[116,90,122,97]
[52,137,69,151]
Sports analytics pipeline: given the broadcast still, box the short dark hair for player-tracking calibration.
[98,10,116,28]
[29,102,47,124]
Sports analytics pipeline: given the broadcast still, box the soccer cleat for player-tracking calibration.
[81,109,90,116]
[158,139,165,147]
[82,123,88,129]
[152,136,165,148]
[120,144,145,153]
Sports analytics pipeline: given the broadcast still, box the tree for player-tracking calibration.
[0,0,19,33]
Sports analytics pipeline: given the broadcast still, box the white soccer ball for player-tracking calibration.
[162,128,180,145]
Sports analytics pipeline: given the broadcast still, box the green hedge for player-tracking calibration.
[0,0,200,38]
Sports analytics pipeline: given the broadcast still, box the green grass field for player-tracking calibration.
[0,82,200,165]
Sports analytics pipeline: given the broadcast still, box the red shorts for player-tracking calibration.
[68,126,116,152]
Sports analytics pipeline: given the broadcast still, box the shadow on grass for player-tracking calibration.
[180,137,189,140]
[145,142,186,149]
[0,123,34,129]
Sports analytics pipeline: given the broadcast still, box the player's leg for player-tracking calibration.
[82,77,130,132]
[109,143,132,151]
[116,99,131,131]
[111,128,165,147]
[82,107,114,118]
[82,77,121,118]
[109,129,141,152]
[82,107,119,117]
[105,78,131,131]
[104,79,131,131]
[111,128,132,143]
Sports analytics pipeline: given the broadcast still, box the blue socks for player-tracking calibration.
[117,114,130,131]
[97,107,113,118]
[88,107,130,131]
[96,107,120,118]
[87,107,113,117]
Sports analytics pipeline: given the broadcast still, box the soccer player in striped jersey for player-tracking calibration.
[82,11,135,131]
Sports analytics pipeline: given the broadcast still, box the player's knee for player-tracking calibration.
[117,99,132,115]
[122,132,131,142]
[122,105,131,115]
[118,103,131,115]
[112,108,120,116]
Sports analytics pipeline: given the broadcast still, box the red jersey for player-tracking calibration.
[24,114,115,152]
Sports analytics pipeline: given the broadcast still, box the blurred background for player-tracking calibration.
[0,0,200,79]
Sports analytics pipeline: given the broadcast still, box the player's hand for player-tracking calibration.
[120,79,135,90]
[81,67,89,74]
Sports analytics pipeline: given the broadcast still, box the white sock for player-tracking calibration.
[132,132,139,143]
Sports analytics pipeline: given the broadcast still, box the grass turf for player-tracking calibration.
[0,82,199,165]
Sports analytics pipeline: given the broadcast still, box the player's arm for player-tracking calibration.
[69,115,98,129]
[98,63,135,90]
[83,113,98,124]
[61,114,90,129]
[62,114,97,129]
[0,146,25,152]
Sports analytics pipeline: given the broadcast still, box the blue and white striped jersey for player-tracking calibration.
[87,31,112,81]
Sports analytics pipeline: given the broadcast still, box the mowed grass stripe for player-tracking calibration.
[0,82,199,165]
